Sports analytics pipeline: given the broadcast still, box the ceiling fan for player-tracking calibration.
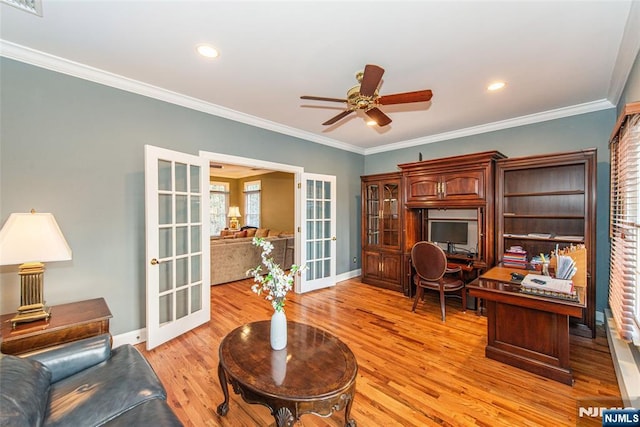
[301,64,433,127]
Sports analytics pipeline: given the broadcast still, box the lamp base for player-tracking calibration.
[11,303,51,329]
[11,262,51,329]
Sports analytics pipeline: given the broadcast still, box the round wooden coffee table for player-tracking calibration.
[217,320,357,426]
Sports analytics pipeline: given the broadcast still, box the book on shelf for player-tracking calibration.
[502,245,528,268]
[527,232,554,238]
[553,235,584,241]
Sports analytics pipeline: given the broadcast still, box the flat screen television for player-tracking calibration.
[429,221,468,245]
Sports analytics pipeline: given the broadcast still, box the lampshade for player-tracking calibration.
[228,206,241,218]
[0,212,72,266]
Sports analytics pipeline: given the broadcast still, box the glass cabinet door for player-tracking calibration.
[364,179,400,249]
[365,183,380,245]
[382,182,399,247]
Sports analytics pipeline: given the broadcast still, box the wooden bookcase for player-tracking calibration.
[361,172,403,292]
[495,149,597,337]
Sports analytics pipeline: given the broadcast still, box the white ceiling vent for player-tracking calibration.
[1,0,42,16]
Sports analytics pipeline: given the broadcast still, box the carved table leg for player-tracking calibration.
[343,393,357,427]
[216,363,230,416]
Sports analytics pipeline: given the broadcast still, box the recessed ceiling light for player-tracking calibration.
[487,81,506,91]
[197,44,219,59]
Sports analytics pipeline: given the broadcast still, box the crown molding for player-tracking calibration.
[0,40,619,158]
[0,40,366,155]
[608,0,640,105]
[364,99,615,155]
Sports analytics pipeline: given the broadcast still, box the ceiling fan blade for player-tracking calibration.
[359,64,384,97]
[378,90,433,105]
[322,110,354,126]
[301,95,348,103]
[365,108,392,127]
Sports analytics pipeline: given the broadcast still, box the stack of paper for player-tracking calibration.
[555,255,577,280]
[521,275,574,294]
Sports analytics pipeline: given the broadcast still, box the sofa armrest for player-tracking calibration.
[22,334,112,383]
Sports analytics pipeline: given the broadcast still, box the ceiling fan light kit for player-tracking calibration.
[301,64,433,128]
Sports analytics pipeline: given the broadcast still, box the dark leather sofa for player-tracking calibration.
[0,334,182,426]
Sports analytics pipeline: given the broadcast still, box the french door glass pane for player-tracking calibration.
[159,261,172,293]
[159,195,172,225]
[158,160,172,191]
[176,289,188,320]
[191,254,201,282]
[176,195,188,223]
[159,294,172,324]
[175,163,187,192]
[176,257,188,287]
[191,225,201,252]
[191,195,201,223]
[176,226,188,255]
[190,165,200,192]
[191,284,202,313]
[159,228,172,258]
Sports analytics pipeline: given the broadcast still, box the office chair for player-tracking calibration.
[410,241,466,321]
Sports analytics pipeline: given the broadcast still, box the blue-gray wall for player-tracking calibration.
[0,58,364,334]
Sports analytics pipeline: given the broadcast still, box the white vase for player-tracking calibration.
[270,309,287,350]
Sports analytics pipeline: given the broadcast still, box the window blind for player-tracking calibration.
[610,106,640,343]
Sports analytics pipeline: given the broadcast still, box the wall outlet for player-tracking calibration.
[353,257,357,263]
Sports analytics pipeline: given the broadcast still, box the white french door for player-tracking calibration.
[297,173,337,293]
[144,145,210,350]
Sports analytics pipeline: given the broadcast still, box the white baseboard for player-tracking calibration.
[605,308,640,407]
[336,268,361,283]
[112,328,146,348]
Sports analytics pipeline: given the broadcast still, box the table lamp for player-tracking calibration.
[228,206,241,230]
[0,210,72,328]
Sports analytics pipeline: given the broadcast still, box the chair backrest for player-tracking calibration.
[411,241,447,281]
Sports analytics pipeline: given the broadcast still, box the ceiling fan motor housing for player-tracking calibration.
[347,85,377,110]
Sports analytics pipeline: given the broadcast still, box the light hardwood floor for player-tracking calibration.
[137,278,622,426]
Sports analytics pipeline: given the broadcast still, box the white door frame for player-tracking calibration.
[199,151,305,289]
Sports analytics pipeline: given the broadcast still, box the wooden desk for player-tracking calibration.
[0,298,112,355]
[467,267,585,385]
[217,320,358,426]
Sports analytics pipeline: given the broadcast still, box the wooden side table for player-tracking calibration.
[0,298,112,355]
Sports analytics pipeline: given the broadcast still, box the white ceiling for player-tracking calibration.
[1,1,639,155]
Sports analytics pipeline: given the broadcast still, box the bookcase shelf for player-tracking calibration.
[496,149,597,338]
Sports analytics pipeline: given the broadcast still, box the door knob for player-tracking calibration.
[150,258,160,265]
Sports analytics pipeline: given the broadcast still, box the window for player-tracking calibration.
[244,180,261,227]
[210,182,229,236]
[609,107,640,345]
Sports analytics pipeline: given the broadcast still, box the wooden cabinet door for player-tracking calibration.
[406,174,442,202]
[380,253,401,282]
[442,171,484,200]
[362,250,382,281]
[406,171,485,203]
